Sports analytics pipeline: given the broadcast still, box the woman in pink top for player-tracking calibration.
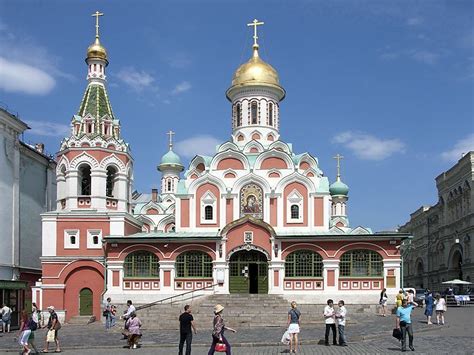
[125,313,142,349]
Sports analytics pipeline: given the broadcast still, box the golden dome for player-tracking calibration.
[86,37,108,63]
[227,45,285,100]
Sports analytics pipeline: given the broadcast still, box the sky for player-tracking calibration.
[0,0,473,231]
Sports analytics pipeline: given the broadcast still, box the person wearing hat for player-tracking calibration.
[43,306,61,353]
[207,304,236,355]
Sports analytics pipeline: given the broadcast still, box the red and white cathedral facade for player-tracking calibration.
[33,18,407,322]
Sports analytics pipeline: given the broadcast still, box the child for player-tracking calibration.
[335,300,348,346]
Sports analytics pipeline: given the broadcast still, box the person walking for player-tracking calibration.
[434,294,446,325]
[396,290,404,308]
[178,304,197,355]
[18,310,32,355]
[287,301,301,354]
[379,288,388,317]
[121,300,136,339]
[104,297,114,330]
[335,300,348,347]
[396,299,418,352]
[323,299,337,346]
[42,306,61,353]
[1,303,11,333]
[424,290,434,325]
[207,304,236,355]
[125,312,142,349]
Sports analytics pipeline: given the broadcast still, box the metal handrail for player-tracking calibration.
[135,283,219,311]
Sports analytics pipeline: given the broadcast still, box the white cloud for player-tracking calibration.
[116,67,156,92]
[441,134,474,162]
[174,135,222,158]
[410,50,439,65]
[167,53,192,69]
[0,57,56,95]
[333,131,406,160]
[172,81,192,95]
[24,120,70,137]
[407,17,423,26]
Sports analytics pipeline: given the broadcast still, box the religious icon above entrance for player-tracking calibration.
[240,183,263,219]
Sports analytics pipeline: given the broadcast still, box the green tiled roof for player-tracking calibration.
[78,83,115,120]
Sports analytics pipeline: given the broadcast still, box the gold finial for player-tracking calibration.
[247,19,264,48]
[92,11,104,39]
[166,130,175,151]
[333,154,344,179]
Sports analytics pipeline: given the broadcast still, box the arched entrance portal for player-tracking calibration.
[451,250,463,280]
[79,288,93,316]
[229,250,268,294]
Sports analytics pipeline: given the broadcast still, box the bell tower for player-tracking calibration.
[158,131,184,195]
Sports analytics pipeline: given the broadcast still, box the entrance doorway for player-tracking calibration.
[229,250,268,294]
[79,288,93,315]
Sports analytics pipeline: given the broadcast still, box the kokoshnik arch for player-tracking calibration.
[33,13,409,322]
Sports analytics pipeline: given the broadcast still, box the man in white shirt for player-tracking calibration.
[336,300,348,346]
[323,299,337,346]
[1,304,12,333]
[121,300,136,338]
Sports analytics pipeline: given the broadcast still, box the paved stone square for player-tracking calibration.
[0,306,473,354]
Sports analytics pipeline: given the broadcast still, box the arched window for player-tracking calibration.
[78,164,91,196]
[124,251,160,278]
[106,166,117,197]
[204,205,213,220]
[167,179,172,192]
[339,250,383,277]
[176,251,213,278]
[251,102,258,124]
[268,102,274,126]
[291,205,299,219]
[285,250,323,277]
[236,104,242,127]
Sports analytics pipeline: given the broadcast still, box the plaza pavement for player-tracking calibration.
[0,306,473,354]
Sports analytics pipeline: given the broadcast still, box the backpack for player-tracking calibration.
[28,319,38,331]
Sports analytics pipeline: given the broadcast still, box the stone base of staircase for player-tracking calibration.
[68,315,96,325]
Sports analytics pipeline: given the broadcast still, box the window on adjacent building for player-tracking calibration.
[285,250,323,277]
[64,230,79,249]
[87,230,102,249]
[339,250,383,277]
[251,102,258,124]
[201,191,217,224]
[124,251,160,278]
[176,251,213,278]
[78,164,92,196]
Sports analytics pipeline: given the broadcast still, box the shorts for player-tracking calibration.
[288,323,300,334]
[2,318,11,325]
[436,310,445,314]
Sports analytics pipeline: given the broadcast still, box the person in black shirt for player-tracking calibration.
[178,305,196,355]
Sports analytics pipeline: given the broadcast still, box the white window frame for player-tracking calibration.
[244,231,253,244]
[200,191,217,224]
[287,189,303,223]
[87,229,102,249]
[64,229,80,249]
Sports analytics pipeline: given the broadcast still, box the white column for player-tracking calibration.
[66,170,79,208]
[268,260,285,294]
[159,260,175,294]
[384,259,402,291]
[91,169,107,210]
[115,173,129,211]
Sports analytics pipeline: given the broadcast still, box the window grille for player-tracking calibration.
[106,166,117,197]
[176,251,213,278]
[236,104,242,127]
[204,205,213,220]
[339,250,383,277]
[124,251,160,278]
[290,205,299,219]
[269,103,273,126]
[79,165,91,195]
[251,102,258,124]
[285,250,322,277]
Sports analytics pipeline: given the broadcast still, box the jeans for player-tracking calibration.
[105,313,112,329]
[208,333,231,355]
[325,323,337,344]
[338,324,347,345]
[401,323,413,350]
[179,331,193,355]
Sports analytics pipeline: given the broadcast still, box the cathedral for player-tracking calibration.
[33,14,407,322]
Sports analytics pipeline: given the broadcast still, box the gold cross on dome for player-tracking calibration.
[247,19,264,47]
[92,11,104,38]
[166,130,175,150]
[333,153,344,178]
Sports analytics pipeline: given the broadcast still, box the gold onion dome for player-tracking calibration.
[228,45,285,100]
[86,37,108,64]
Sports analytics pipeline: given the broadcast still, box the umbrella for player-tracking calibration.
[441,279,472,285]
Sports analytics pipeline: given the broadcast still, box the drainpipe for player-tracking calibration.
[100,239,108,303]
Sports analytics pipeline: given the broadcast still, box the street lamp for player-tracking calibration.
[455,237,464,281]
[399,237,414,289]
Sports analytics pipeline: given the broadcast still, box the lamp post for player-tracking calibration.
[400,237,414,289]
[455,237,464,281]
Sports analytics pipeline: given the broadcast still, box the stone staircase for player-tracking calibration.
[132,294,349,329]
[67,315,96,325]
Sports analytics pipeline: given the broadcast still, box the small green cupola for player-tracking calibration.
[157,131,184,194]
[329,178,349,196]
[159,149,184,169]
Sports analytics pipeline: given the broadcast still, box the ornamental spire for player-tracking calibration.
[247,18,264,54]
[166,130,175,151]
[333,153,344,180]
[92,11,104,40]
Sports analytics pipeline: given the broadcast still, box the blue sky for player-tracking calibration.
[1,0,473,231]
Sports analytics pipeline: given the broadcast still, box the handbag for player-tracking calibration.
[54,321,62,330]
[103,310,108,317]
[215,342,227,352]
[392,328,402,341]
[46,329,56,342]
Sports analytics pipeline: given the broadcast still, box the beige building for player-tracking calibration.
[400,152,473,291]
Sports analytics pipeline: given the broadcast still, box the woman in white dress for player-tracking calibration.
[287,301,301,354]
[434,294,446,325]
